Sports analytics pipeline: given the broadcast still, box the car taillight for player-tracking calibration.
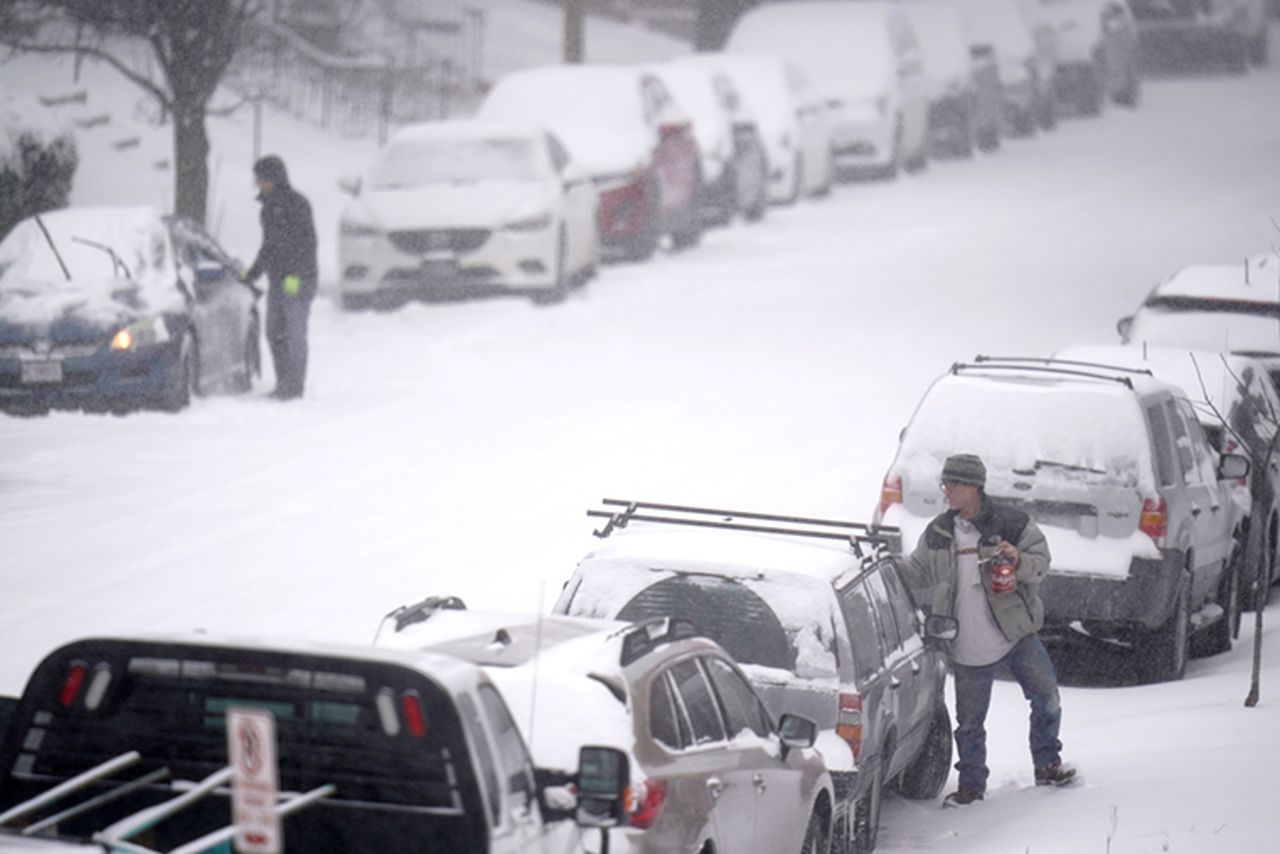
[627,778,668,829]
[835,692,863,762]
[878,472,903,517]
[1139,497,1168,546]
[401,690,427,738]
[58,661,88,708]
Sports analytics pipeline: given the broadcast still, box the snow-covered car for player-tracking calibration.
[903,1,1003,156]
[377,601,835,854]
[0,206,259,414]
[647,62,768,226]
[676,53,834,204]
[1117,258,1280,394]
[1128,0,1269,73]
[0,632,607,853]
[1038,0,1142,114]
[952,0,1058,135]
[873,357,1250,683]
[554,502,953,854]
[1056,344,1280,611]
[726,0,931,179]
[336,120,600,309]
[477,65,702,262]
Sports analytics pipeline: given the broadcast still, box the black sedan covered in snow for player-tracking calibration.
[0,206,260,413]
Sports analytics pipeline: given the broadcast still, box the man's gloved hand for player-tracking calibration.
[283,274,301,296]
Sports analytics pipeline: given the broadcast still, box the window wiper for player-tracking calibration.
[70,235,132,280]
[33,215,72,282]
[1029,459,1107,476]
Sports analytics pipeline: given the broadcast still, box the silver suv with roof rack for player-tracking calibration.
[0,633,629,853]
[375,601,835,854]
[873,356,1251,683]
[552,500,952,854]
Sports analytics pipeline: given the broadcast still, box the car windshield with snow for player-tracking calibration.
[0,207,259,414]
[552,501,952,854]
[376,600,834,854]
[874,358,1251,683]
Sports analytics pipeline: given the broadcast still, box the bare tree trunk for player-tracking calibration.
[563,0,584,64]
[173,107,210,225]
[1246,588,1263,706]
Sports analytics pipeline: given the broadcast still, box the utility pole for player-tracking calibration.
[564,0,585,63]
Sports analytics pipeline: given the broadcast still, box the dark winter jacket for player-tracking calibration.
[246,157,318,299]
[897,497,1052,645]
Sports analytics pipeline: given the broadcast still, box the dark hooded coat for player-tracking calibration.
[246,155,318,299]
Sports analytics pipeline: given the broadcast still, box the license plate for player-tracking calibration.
[20,360,63,384]
[422,258,457,280]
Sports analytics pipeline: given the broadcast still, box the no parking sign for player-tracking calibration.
[227,707,281,854]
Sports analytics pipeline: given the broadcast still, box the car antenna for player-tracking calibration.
[527,581,546,751]
[33,215,72,282]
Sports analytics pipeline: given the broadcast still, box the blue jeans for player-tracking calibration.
[952,634,1062,792]
[266,287,312,398]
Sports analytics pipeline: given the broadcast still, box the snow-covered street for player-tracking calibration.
[3,16,1280,853]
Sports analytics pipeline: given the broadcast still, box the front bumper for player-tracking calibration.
[0,342,180,411]
[339,224,561,298]
[1039,550,1184,641]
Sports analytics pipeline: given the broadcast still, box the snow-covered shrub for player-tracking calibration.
[0,85,78,240]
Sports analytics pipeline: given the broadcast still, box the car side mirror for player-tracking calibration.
[778,713,817,759]
[1219,453,1251,481]
[1116,315,1134,341]
[338,174,362,197]
[575,746,629,828]
[924,614,959,642]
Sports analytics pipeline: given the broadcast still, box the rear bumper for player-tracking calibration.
[1040,550,1183,638]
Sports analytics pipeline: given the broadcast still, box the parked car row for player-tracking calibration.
[329,0,1172,312]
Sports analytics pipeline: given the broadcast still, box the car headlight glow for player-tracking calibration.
[504,212,553,232]
[110,317,169,351]
[340,220,382,238]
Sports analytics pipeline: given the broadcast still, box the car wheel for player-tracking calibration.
[160,332,197,412]
[852,761,882,854]
[1196,541,1241,656]
[1135,573,1190,683]
[1113,67,1141,109]
[800,808,828,854]
[977,119,1001,152]
[669,187,703,251]
[626,179,661,262]
[892,703,952,800]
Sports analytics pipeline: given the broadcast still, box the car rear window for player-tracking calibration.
[0,640,484,852]
[899,374,1154,490]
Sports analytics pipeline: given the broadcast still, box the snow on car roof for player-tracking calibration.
[903,3,972,82]
[1129,307,1280,356]
[1054,344,1278,429]
[727,1,899,85]
[385,119,545,145]
[1152,261,1280,305]
[479,63,650,133]
[376,608,626,666]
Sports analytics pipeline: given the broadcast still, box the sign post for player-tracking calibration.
[227,707,281,854]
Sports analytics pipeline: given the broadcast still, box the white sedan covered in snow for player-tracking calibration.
[336,120,599,309]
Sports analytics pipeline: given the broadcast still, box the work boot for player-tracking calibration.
[942,788,985,807]
[1034,761,1077,787]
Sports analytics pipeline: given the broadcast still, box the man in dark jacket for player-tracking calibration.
[898,453,1074,807]
[244,155,318,400]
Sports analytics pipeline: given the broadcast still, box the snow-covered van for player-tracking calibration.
[0,633,616,853]
[873,358,1251,683]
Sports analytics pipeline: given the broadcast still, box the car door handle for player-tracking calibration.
[753,772,767,794]
[707,777,723,799]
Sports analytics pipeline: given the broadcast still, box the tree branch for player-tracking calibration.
[0,37,171,109]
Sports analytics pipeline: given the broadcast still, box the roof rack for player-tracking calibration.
[587,498,901,560]
[952,360,1138,389]
[618,617,701,667]
[973,355,1154,377]
[0,751,334,853]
